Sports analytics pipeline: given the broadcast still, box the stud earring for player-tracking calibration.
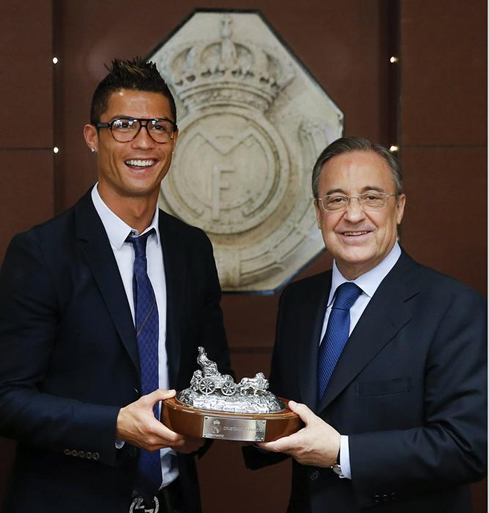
[91,148,95,153]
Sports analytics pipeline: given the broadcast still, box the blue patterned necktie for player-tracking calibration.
[126,229,162,501]
[317,282,362,403]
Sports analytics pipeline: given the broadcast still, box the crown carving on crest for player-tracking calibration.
[163,15,295,112]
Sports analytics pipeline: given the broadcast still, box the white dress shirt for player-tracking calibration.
[91,185,178,487]
[319,242,402,479]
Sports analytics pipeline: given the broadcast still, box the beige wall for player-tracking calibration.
[0,1,486,511]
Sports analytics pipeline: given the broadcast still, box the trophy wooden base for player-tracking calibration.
[162,397,302,442]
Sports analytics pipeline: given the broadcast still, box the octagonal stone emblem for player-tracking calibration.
[150,11,343,293]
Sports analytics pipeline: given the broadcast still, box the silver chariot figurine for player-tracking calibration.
[176,347,286,414]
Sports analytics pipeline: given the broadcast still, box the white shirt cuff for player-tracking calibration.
[339,435,351,479]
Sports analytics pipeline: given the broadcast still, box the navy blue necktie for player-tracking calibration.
[127,230,162,501]
[317,282,362,403]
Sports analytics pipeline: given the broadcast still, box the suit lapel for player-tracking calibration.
[317,252,420,413]
[75,192,140,376]
[159,212,186,388]
[296,272,332,411]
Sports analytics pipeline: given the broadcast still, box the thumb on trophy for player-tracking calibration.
[287,400,316,425]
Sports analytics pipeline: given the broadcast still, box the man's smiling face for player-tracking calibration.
[314,150,406,280]
[84,88,178,206]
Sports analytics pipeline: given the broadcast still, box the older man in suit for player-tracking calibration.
[0,58,231,513]
[246,137,486,512]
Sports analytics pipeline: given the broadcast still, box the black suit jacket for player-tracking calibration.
[0,190,231,512]
[246,251,486,512]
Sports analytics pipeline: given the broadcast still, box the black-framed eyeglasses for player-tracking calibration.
[95,117,178,144]
[317,192,399,213]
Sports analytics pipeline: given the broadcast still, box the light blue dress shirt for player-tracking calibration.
[91,185,178,487]
[320,242,402,479]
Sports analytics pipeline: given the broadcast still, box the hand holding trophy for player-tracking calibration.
[162,347,302,442]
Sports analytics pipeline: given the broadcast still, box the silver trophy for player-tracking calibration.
[162,347,301,442]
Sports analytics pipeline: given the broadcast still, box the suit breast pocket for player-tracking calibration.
[356,376,411,397]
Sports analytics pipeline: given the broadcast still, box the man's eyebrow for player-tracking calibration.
[323,185,386,196]
[360,186,386,193]
[323,188,346,196]
[107,114,138,120]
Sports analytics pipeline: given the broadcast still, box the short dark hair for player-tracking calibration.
[90,57,177,125]
[312,136,403,198]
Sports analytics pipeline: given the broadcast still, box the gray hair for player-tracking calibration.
[312,136,403,198]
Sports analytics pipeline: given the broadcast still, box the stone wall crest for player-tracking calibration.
[151,11,343,292]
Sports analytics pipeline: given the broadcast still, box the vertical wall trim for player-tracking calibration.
[52,0,63,215]
[387,0,401,153]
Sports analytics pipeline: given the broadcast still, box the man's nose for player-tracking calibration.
[132,123,155,147]
[343,197,366,222]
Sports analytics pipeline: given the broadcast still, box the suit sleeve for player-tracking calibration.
[349,287,487,507]
[0,232,121,466]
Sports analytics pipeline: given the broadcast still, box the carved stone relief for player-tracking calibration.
[150,11,343,292]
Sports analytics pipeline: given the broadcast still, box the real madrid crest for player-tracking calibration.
[151,11,343,292]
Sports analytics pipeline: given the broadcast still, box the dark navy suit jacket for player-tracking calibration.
[246,251,486,512]
[0,190,231,512]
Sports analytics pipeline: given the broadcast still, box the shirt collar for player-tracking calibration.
[91,184,160,249]
[328,242,402,306]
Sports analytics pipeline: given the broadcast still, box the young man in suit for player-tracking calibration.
[0,58,231,513]
[246,137,486,512]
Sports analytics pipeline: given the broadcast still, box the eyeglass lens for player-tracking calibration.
[111,118,175,143]
[322,193,391,212]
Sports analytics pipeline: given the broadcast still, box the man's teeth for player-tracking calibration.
[125,159,154,167]
[344,231,368,236]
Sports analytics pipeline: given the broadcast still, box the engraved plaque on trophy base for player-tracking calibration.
[162,396,302,442]
[161,347,303,442]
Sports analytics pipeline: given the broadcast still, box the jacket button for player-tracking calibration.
[134,388,140,396]
[86,452,92,460]
[374,494,380,504]
[63,449,71,456]
[310,470,320,481]
[71,450,78,457]
[92,452,100,461]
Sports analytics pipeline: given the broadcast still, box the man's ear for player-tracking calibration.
[171,129,179,150]
[314,199,322,229]
[396,193,406,225]
[83,124,98,152]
